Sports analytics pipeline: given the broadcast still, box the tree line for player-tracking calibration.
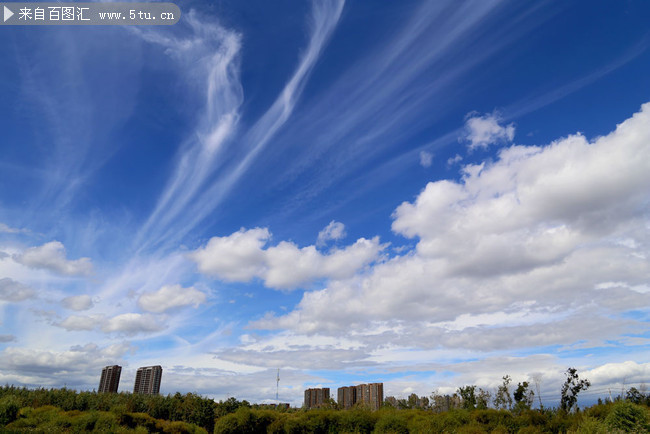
[385,368,594,414]
[0,367,649,432]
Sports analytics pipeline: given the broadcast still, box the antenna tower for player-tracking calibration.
[276,368,280,403]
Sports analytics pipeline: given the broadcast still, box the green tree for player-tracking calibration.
[476,388,491,410]
[513,381,534,412]
[407,393,422,409]
[457,386,477,410]
[493,375,512,410]
[0,395,21,426]
[605,400,649,432]
[560,367,590,412]
[625,387,645,404]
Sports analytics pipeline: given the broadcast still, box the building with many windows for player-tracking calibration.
[133,365,163,395]
[304,387,330,409]
[98,365,121,393]
[337,383,383,410]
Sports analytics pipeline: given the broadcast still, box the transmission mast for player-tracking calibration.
[276,368,280,403]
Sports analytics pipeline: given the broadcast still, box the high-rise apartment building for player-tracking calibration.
[98,365,122,393]
[303,387,330,409]
[337,385,357,409]
[337,382,383,410]
[367,382,384,410]
[133,365,163,395]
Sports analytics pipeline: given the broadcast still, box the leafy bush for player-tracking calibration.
[0,385,215,432]
[605,401,649,432]
[0,395,21,426]
[569,415,612,434]
[373,411,408,433]
[339,408,377,434]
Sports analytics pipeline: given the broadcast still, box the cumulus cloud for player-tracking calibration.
[191,228,384,289]
[586,361,650,386]
[138,284,206,313]
[58,315,104,331]
[419,151,434,168]
[14,241,92,276]
[56,312,164,335]
[316,221,347,246]
[191,228,269,281]
[252,103,650,352]
[0,342,132,378]
[61,295,93,311]
[0,278,36,302]
[101,313,165,335]
[463,111,515,150]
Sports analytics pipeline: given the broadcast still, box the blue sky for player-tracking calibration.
[1,0,650,407]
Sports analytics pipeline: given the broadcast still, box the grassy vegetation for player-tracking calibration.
[1,385,649,432]
[211,403,649,433]
[0,386,214,432]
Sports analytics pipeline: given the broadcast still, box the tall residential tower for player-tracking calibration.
[98,365,121,393]
[133,365,163,395]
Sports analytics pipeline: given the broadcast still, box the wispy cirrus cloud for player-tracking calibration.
[0,223,28,234]
[132,11,244,252]
[135,0,345,252]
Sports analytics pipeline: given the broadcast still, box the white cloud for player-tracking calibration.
[463,111,515,150]
[253,103,650,351]
[14,241,92,276]
[419,151,434,167]
[101,313,165,335]
[586,361,650,386]
[58,315,104,331]
[135,0,345,252]
[191,228,384,290]
[0,343,132,381]
[138,284,206,313]
[0,223,26,234]
[61,295,93,311]
[191,228,270,282]
[56,312,165,335]
[316,221,347,246]
[447,153,463,166]
[0,278,35,302]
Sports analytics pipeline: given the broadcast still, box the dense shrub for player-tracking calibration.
[605,400,649,432]
[6,406,206,433]
[0,386,215,432]
[373,411,408,433]
[0,395,21,426]
[569,415,612,434]
[338,408,377,434]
